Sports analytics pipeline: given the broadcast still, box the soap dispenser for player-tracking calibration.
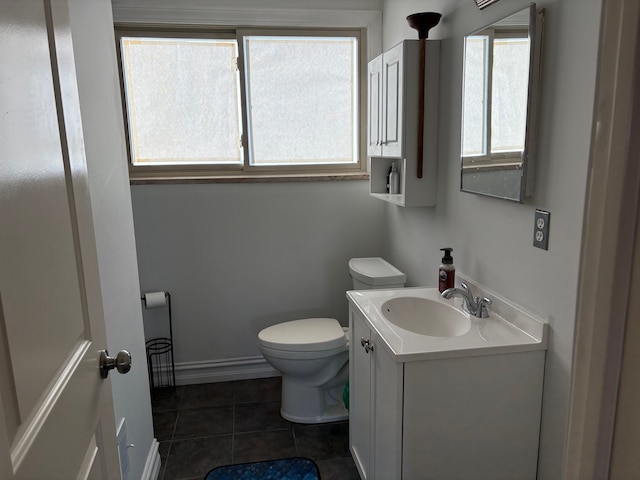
[438,248,455,293]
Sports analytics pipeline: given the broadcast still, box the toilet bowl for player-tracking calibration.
[258,258,406,424]
[259,318,349,423]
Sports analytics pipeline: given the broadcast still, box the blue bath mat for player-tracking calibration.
[205,457,320,480]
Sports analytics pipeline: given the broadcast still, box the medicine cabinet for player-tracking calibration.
[367,40,440,207]
[460,4,544,202]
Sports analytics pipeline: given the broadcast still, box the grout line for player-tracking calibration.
[177,385,185,410]
[292,423,299,457]
[159,442,171,480]
[170,407,179,443]
[164,386,184,477]
[231,380,236,464]
[164,411,179,478]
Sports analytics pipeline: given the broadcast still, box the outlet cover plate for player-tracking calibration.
[533,209,550,250]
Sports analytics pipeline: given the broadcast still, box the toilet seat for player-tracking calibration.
[258,318,346,352]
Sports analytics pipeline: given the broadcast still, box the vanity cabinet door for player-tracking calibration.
[367,54,383,157]
[371,331,404,479]
[350,309,404,479]
[350,310,373,479]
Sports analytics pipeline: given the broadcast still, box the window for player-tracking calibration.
[461,28,530,167]
[115,27,365,181]
[120,36,243,166]
[490,36,530,153]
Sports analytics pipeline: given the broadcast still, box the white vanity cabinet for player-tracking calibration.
[367,40,440,207]
[348,305,546,480]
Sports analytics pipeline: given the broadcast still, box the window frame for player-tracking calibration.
[114,25,368,182]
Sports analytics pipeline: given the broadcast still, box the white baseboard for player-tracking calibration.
[140,438,161,480]
[174,355,280,385]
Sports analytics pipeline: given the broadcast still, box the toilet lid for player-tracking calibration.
[259,318,346,352]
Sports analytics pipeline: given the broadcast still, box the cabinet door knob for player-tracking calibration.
[361,337,374,353]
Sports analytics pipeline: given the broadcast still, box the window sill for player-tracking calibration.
[461,162,522,173]
[129,172,370,185]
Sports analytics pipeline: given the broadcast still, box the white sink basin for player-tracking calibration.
[381,297,471,337]
[347,284,548,361]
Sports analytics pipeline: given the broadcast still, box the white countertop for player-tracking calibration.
[347,286,548,362]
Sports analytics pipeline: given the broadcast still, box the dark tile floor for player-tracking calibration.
[152,376,360,480]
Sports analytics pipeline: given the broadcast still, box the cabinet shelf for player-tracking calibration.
[370,192,405,206]
[367,40,440,207]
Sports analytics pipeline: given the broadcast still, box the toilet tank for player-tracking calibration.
[349,257,406,290]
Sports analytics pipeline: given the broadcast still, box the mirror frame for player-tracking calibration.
[460,3,545,203]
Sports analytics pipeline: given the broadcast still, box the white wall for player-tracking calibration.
[112,0,383,60]
[68,2,156,479]
[381,0,601,478]
[131,181,385,375]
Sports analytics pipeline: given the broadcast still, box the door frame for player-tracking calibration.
[563,0,640,478]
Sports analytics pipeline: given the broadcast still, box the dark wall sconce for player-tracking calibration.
[475,0,501,9]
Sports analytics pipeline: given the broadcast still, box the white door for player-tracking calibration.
[0,1,124,479]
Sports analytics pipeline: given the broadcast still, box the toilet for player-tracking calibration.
[258,257,406,424]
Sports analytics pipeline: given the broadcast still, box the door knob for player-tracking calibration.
[99,350,132,378]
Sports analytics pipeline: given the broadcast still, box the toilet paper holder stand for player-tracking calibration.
[142,291,176,400]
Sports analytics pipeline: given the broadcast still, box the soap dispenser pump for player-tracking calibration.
[438,247,455,293]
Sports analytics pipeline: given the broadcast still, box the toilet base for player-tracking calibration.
[280,377,349,424]
[281,402,348,424]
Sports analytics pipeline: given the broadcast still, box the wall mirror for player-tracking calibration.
[460,4,544,202]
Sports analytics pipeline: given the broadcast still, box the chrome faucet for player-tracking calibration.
[441,283,492,318]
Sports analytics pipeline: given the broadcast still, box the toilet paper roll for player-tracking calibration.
[144,291,167,309]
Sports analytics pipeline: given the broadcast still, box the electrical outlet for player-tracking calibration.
[533,209,550,250]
